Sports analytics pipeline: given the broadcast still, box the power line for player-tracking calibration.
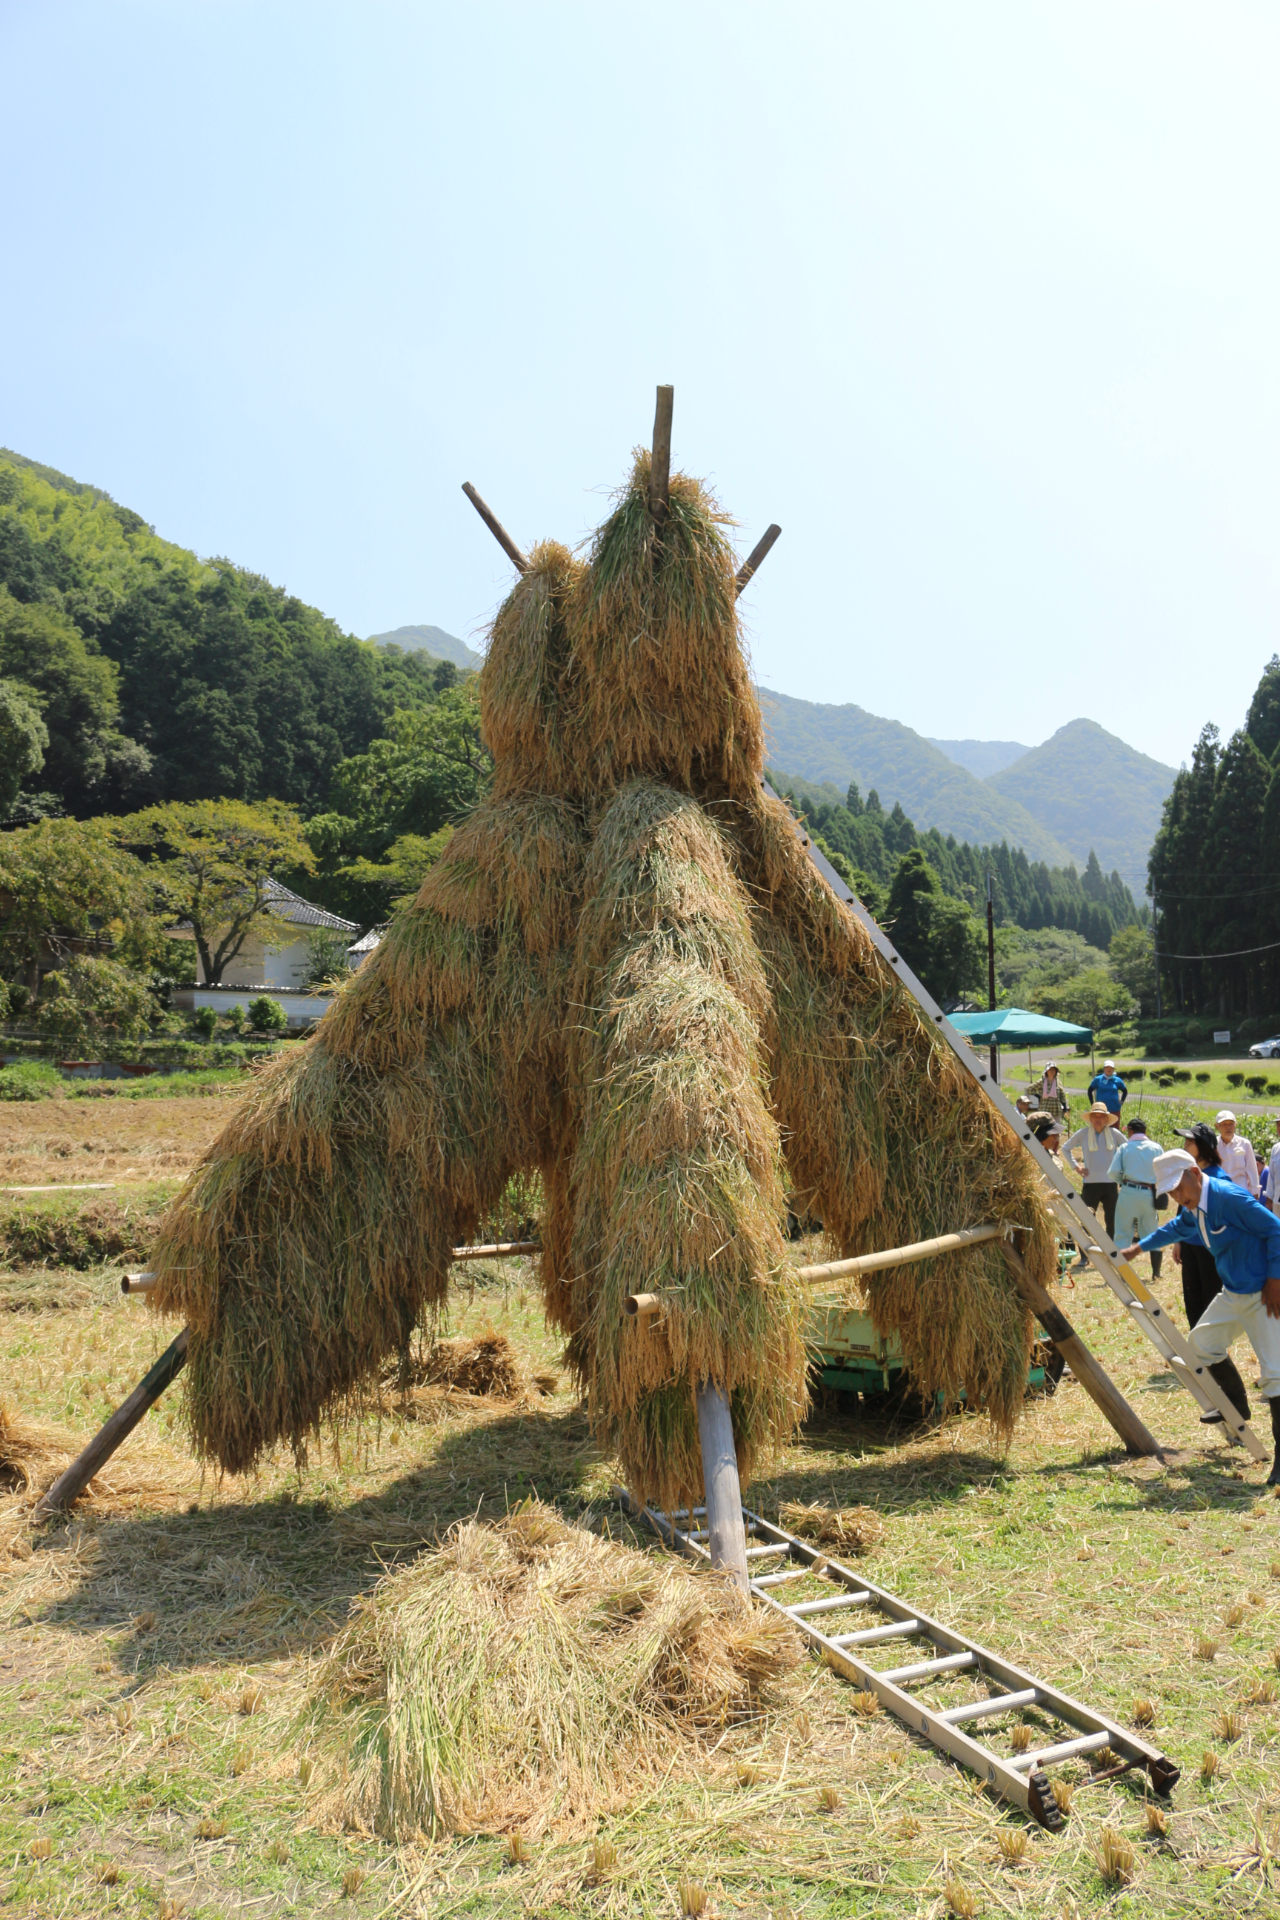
[1153,881,1280,901]
[1159,937,1280,960]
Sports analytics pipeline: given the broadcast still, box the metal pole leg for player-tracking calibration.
[695,1382,750,1592]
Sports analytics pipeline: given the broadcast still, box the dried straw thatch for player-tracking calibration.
[152,449,1057,1503]
[303,1501,797,1838]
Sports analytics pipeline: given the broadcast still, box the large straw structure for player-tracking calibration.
[152,449,1057,1501]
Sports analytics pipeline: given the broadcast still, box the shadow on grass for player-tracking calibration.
[35,1399,602,1677]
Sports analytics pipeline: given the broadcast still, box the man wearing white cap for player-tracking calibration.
[1121,1149,1280,1485]
[1216,1112,1260,1196]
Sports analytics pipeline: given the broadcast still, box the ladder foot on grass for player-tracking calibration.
[619,1492,1179,1831]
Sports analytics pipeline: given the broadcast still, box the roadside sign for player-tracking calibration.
[1213,1030,1231,1044]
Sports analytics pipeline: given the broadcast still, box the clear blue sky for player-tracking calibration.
[4,1,1277,767]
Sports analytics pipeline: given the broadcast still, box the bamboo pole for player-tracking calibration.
[123,1239,543,1292]
[794,1222,1004,1285]
[998,1240,1161,1457]
[461,482,529,573]
[33,1330,190,1519]
[735,523,782,595]
[695,1382,750,1592]
[649,384,674,520]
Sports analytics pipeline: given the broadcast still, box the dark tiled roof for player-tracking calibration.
[168,877,359,937]
[262,879,359,932]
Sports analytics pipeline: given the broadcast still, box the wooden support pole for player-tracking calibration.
[649,384,674,521]
[34,1329,190,1519]
[999,1242,1161,1458]
[461,482,529,573]
[794,1223,1002,1285]
[735,523,782,596]
[695,1382,750,1592]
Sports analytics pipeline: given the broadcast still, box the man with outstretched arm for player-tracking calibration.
[1121,1148,1280,1486]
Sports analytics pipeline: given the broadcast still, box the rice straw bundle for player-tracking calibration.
[304,1501,797,1838]
[151,449,1057,1496]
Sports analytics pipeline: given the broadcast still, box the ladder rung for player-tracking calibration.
[1012,1730,1111,1771]
[833,1617,921,1647]
[788,1591,872,1618]
[879,1650,977,1684]
[938,1687,1039,1726]
[752,1567,812,1589]
[744,1543,789,1559]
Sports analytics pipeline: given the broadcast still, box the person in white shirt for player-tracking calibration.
[1268,1116,1280,1217]
[1062,1102,1126,1241]
[1216,1111,1260,1196]
[1109,1117,1165,1277]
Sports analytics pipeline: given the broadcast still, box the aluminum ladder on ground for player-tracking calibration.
[624,1495,1179,1829]
[770,787,1268,1463]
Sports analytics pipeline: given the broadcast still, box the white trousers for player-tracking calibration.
[1189,1287,1280,1400]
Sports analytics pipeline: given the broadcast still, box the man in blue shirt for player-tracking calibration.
[1121,1148,1280,1484]
[1088,1059,1127,1115]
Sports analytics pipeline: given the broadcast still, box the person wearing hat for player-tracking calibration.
[1062,1102,1126,1242]
[1121,1149,1280,1480]
[1165,1123,1249,1419]
[1088,1060,1127,1116]
[1030,1062,1069,1119]
[1031,1113,1064,1170]
[1268,1116,1280,1217]
[1108,1116,1165,1278]
[1216,1111,1260,1196]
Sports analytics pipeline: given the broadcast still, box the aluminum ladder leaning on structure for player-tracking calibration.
[768,785,1268,1465]
[619,1492,1179,1830]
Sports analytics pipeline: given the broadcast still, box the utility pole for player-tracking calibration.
[1151,892,1163,1021]
[986,872,998,1085]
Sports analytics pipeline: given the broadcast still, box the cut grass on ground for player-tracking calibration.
[1,1093,1279,1916]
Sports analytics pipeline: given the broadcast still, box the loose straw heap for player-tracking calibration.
[152,453,1057,1502]
[303,1501,797,1838]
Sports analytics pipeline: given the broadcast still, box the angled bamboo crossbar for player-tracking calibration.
[794,1223,1004,1284]
[461,482,529,573]
[735,522,782,595]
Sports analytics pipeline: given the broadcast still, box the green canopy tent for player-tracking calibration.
[949,1008,1092,1091]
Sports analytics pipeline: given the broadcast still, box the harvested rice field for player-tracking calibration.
[2,1100,1280,1917]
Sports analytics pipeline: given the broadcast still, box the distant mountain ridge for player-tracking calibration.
[928,736,1030,779]
[368,624,482,671]
[985,720,1174,895]
[759,688,1174,894]
[759,688,1077,870]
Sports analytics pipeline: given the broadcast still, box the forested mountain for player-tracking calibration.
[367,624,483,670]
[762,691,1174,893]
[759,688,1074,866]
[0,451,444,818]
[774,771,1140,948]
[985,719,1174,896]
[927,737,1030,778]
[1149,655,1280,1016]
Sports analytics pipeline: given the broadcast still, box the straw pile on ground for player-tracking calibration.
[151,450,1058,1504]
[303,1501,798,1838]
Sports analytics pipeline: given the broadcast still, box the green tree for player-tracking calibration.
[1108,923,1157,1010]
[325,826,455,923]
[0,588,149,810]
[1245,652,1280,762]
[0,817,156,991]
[325,684,492,844]
[885,849,985,1003]
[35,955,154,1053]
[1035,966,1135,1034]
[117,799,315,985]
[0,678,47,815]
[247,994,288,1034]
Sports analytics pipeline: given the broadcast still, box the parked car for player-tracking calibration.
[1248,1037,1280,1059]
